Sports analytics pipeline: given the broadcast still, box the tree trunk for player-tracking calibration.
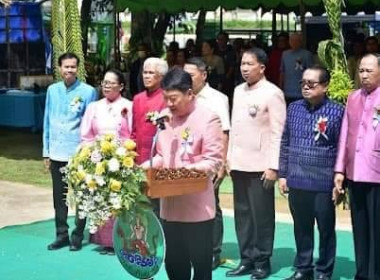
[130,11,171,56]
[80,0,92,55]
[195,9,207,46]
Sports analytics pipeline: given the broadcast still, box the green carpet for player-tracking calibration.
[0,216,355,280]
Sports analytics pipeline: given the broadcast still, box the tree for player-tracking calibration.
[129,11,171,56]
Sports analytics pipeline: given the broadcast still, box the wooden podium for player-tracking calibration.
[145,168,208,198]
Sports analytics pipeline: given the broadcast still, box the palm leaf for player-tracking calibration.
[52,0,86,81]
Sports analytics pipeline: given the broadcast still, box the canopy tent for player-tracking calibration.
[116,0,380,15]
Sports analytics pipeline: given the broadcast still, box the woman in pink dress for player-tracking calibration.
[80,69,132,254]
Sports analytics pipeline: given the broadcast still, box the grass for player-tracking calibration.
[0,128,234,192]
[0,128,51,187]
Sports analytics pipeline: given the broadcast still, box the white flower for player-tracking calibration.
[94,175,106,186]
[115,147,127,157]
[108,158,120,172]
[90,149,102,163]
[109,194,122,210]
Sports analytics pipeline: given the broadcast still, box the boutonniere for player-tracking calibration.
[314,116,328,141]
[248,104,260,117]
[70,96,83,113]
[146,111,160,125]
[295,58,304,71]
[121,107,128,118]
[179,128,193,156]
[372,106,380,129]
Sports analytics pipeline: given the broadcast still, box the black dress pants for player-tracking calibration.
[288,188,336,277]
[163,219,213,280]
[231,171,275,267]
[348,181,380,280]
[213,182,223,257]
[50,160,86,243]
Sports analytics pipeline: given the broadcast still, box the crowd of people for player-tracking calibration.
[42,29,380,280]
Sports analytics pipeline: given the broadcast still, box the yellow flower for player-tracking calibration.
[110,179,122,192]
[124,139,136,151]
[127,151,138,158]
[77,170,86,181]
[87,179,97,190]
[122,157,134,168]
[95,162,105,175]
[104,134,115,142]
[100,140,114,154]
[181,128,190,141]
[79,146,91,159]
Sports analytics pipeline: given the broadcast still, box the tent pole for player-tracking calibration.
[219,6,223,32]
[272,9,277,39]
[287,13,290,32]
[281,14,284,31]
[299,0,306,45]
[173,16,176,42]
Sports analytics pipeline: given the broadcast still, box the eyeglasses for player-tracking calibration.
[101,80,119,87]
[299,79,320,89]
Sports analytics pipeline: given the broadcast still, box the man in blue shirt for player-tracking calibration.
[278,66,344,280]
[43,52,97,251]
[280,33,314,106]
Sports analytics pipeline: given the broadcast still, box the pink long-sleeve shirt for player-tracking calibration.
[80,96,131,143]
[151,102,223,222]
[335,87,380,183]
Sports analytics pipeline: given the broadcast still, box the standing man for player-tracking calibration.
[184,57,230,270]
[226,48,286,279]
[43,52,97,251]
[334,53,380,280]
[280,33,314,105]
[149,68,223,280]
[279,66,344,280]
[131,57,168,215]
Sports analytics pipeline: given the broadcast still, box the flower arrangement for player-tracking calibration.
[146,111,160,125]
[64,134,149,233]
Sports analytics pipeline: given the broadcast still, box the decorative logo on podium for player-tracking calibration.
[113,209,165,279]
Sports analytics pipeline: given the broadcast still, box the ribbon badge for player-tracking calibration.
[372,106,380,129]
[314,116,328,141]
[179,128,193,156]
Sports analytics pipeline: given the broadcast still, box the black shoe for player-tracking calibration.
[47,239,70,250]
[250,265,271,279]
[69,242,82,251]
[226,264,254,277]
[285,271,314,280]
[212,255,221,270]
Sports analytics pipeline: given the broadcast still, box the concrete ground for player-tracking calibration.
[0,180,352,231]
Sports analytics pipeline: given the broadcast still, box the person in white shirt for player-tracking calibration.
[184,57,230,270]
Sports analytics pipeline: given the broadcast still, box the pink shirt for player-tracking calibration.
[131,88,166,164]
[151,102,223,222]
[335,87,380,183]
[80,96,131,143]
[228,79,286,171]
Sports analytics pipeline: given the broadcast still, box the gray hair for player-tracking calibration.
[143,57,169,76]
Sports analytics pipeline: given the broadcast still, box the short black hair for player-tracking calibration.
[243,47,268,65]
[58,52,80,66]
[161,68,192,93]
[306,65,331,83]
[186,57,207,72]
